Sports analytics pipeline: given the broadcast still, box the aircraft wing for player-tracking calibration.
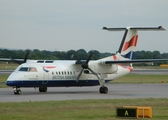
[99,59,168,64]
[0,58,24,64]
[0,58,12,62]
[0,49,29,64]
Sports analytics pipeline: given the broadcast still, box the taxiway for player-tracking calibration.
[0,83,168,102]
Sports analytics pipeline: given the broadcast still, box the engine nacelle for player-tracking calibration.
[90,62,118,74]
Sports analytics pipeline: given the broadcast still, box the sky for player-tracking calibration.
[0,0,168,53]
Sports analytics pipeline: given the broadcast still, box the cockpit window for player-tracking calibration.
[19,67,37,72]
[29,67,37,72]
[19,67,29,71]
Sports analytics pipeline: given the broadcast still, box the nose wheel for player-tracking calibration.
[13,87,22,95]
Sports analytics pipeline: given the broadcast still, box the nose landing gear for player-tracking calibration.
[13,87,22,95]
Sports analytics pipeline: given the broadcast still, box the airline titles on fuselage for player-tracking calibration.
[52,75,77,80]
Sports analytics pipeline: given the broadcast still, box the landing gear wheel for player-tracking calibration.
[13,87,22,95]
[17,90,22,95]
[39,86,47,92]
[99,86,108,94]
[104,86,108,94]
[14,90,22,95]
[14,90,17,95]
[99,87,104,93]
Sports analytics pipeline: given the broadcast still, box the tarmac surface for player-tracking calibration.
[0,83,168,102]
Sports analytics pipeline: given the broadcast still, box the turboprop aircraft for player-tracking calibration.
[2,26,168,95]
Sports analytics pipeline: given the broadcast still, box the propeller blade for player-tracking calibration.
[76,51,94,82]
[23,50,30,63]
[88,68,99,80]
[76,68,84,82]
[86,51,93,64]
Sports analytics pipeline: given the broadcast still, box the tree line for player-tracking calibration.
[0,49,168,65]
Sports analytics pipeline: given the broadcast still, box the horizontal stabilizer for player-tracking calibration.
[102,26,165,31]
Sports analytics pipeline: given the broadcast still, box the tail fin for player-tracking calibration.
[103,26,165,60]
[118,27,138,59]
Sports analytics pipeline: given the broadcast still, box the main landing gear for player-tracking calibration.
[99,86,108,94]
[13,87,22,95]
[39,86,47,92]
[98,75,108,94]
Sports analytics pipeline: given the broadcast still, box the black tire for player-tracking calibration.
[104,86,108,94]
[17,90,22,95]
[99,86,108,94]
[39,86,47,92]
[39,86,43,92]
[43,87,47,92]
[99,87,104,93]
[14,90,18,95]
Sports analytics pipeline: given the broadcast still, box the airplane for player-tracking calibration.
[1,26,168,95]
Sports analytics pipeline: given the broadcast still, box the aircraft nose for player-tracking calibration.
[6,76,18,86]
[6,80,15,86]
[6,81,10,86]
[6,72,19,86]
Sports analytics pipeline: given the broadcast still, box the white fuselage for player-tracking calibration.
[6,60,132,87]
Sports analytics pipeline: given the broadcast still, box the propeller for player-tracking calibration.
[12,49,30,64]
[23,49,30,63]
[76,51,99,82]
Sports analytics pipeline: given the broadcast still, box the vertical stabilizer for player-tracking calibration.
[118,27,138,59]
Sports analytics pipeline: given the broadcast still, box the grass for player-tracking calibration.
[134,65,168,69]
[0,63,18,70]
[0,98,168,120]
[0,75,9,88]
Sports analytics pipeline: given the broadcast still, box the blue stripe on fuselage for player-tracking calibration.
[6,80,111,87]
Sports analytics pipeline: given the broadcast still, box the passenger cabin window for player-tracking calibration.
[19,67,37,72]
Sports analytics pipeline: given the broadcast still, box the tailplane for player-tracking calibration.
[102,26,165,60]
